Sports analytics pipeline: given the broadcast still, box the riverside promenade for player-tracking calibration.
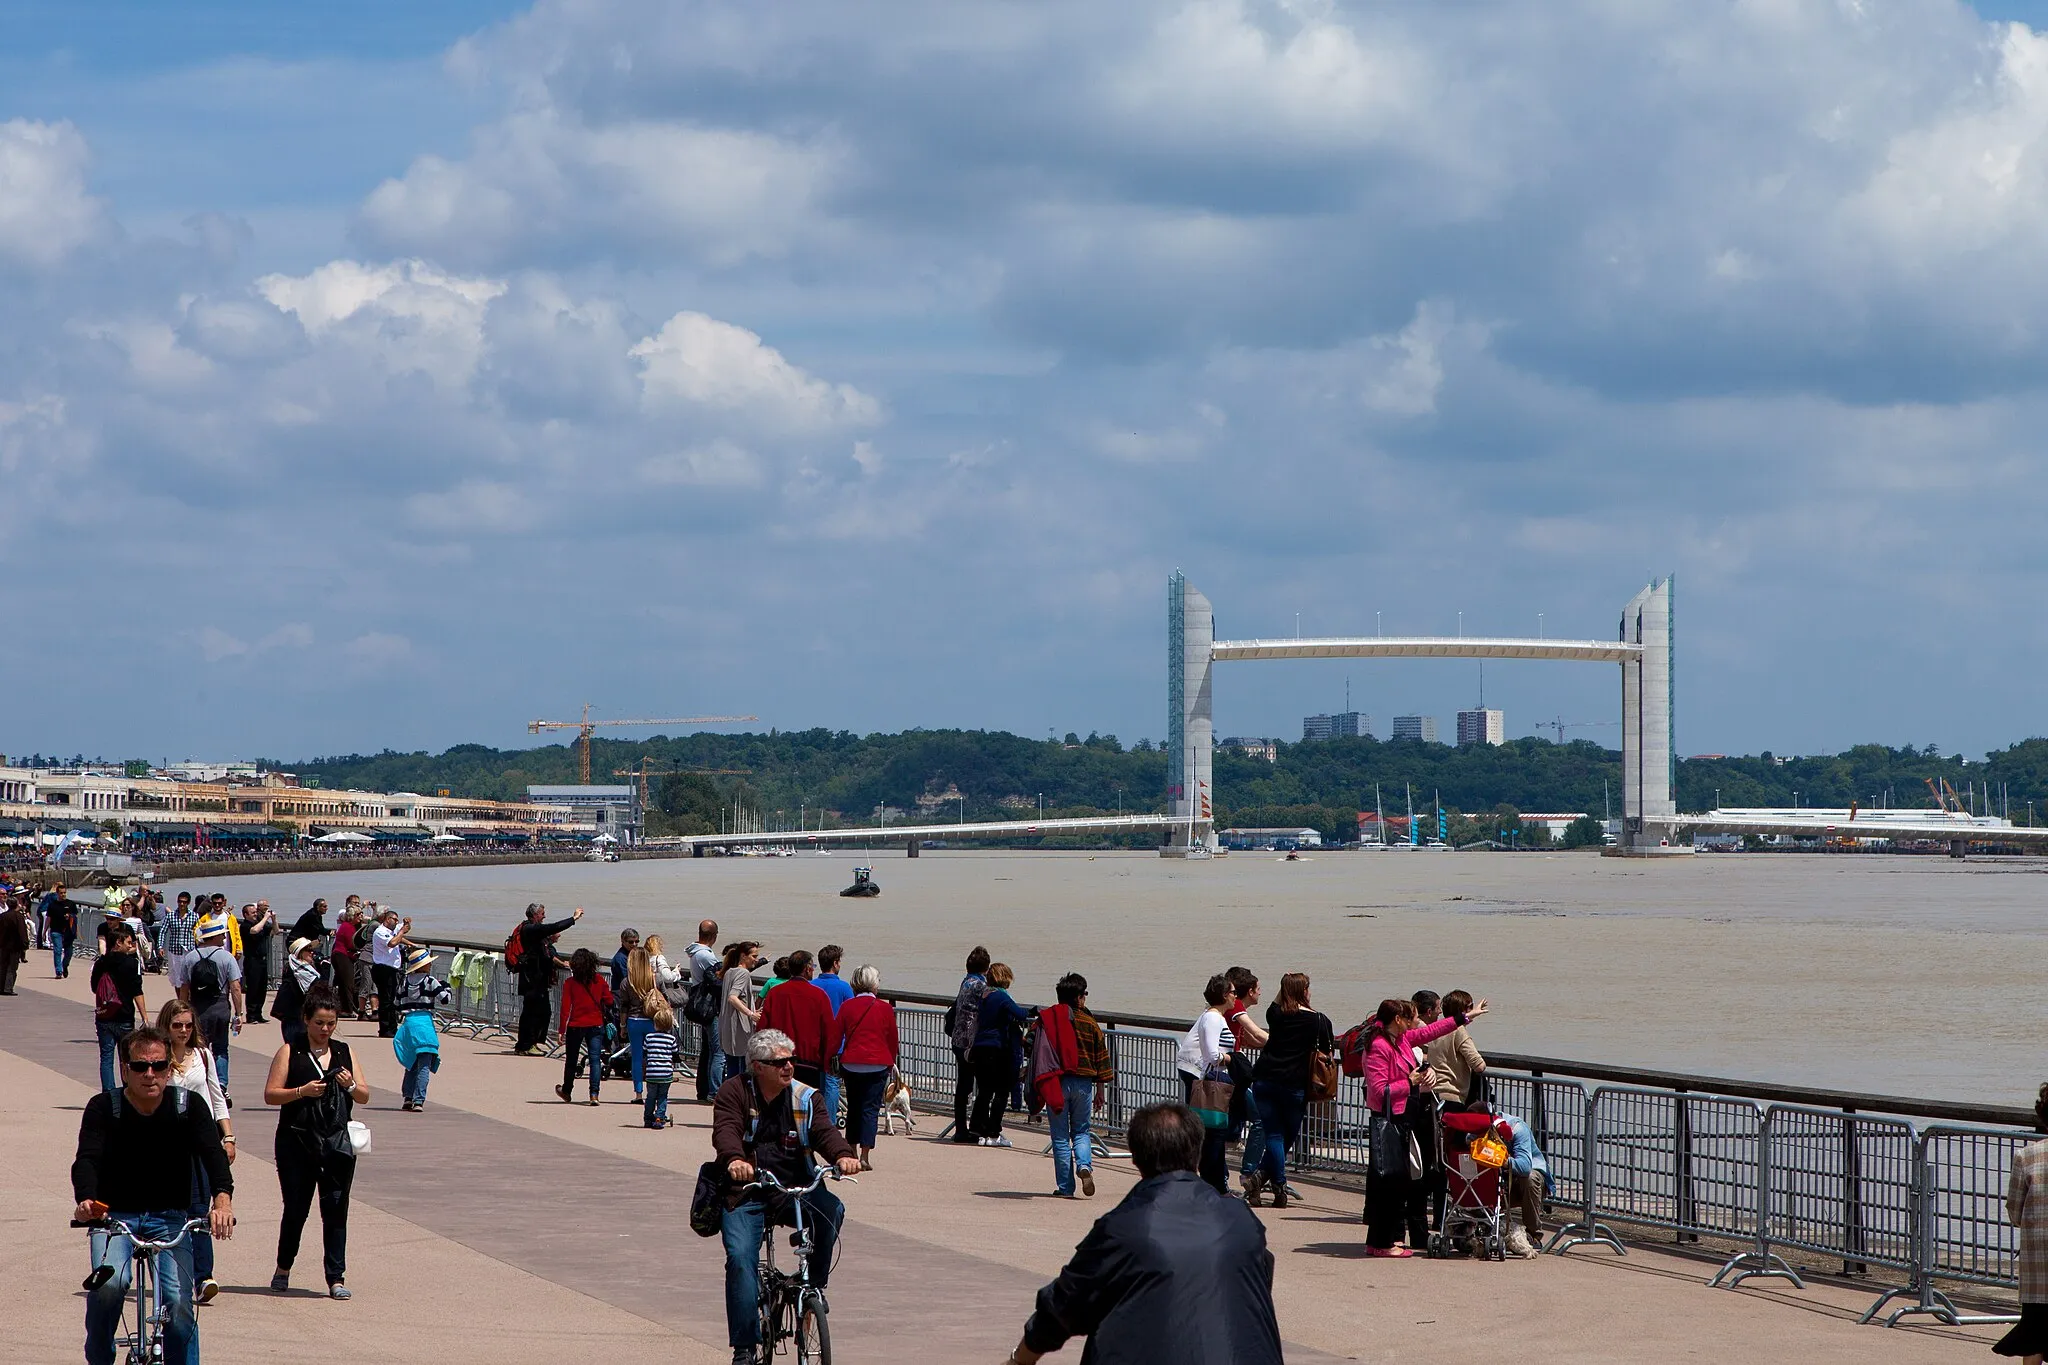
[0,970,2001,1363]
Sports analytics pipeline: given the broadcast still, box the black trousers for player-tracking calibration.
[968,1045,1015,1138]
[243,951,270,1021]
[276,1139,354,1284]
[517,988,551,1052]
[372,963,400,1036]
[951,1047,977,1141]
[1365,1109,1435,1248]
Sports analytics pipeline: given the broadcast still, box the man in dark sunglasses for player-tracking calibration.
[71,1026,235,1365]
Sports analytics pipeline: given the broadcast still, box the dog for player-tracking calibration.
[881,1072,916,1135]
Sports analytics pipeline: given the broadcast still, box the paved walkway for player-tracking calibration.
[0,967,2004,1363]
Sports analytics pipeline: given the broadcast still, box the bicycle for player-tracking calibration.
[738,1168,853,1364]
[74,1211,210,1365]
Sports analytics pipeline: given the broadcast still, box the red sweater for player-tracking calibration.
[759,977,833,1066]
[828,994,899,1069]
[559,976,614,1031]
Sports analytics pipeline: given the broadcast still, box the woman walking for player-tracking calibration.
[1997,1082,2048,1362]
[718,940,764,1081]
[622,947,659,1105]
[263,986,368,1299]
[393,946,452,1112]
[1362,995,1488,1256]
[555,948,613,1106]
[158,999,234,1304]
[829,964,900,1169]
[1246,972,1335,1210]
[969,963,1031,1147]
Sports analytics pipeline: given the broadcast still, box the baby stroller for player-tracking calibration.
[1430,1108,1512,1261]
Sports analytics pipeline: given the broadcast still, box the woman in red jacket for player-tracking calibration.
[555,948,614,1106]
[827,964,899,1169]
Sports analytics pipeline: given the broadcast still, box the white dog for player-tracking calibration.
[881,1072,916,1135]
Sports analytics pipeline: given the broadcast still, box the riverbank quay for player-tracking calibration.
[1,971,2000,1362]
[21,846,692,886]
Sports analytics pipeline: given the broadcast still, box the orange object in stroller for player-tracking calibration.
[1431,1109,1512,1260]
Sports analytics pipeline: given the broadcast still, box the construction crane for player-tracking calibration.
[613,761,751,805]
[1924,776,1966,814]
[1541,717,1620,744]
[528,704,758,784]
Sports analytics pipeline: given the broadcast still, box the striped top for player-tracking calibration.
[642,1029,679,1083]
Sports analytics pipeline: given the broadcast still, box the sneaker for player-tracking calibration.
[329,1282,351,1299]
[987,1135,1013,1148]
[197,1278,219,1305]
[401,1101,417,1112]
[1365,1245,1414,1258]
[270,1271,289,1293]
[1078,1167,1095,1197]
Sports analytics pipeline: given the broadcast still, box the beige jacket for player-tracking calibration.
[1422,1024,1486,1106]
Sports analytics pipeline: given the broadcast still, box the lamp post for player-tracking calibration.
[1538,612,1545,639]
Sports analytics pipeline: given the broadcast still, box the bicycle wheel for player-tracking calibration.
[796,1291,831,1365]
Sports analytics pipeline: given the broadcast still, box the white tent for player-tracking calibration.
[429,833,463,844]
[312,830,375,844]
[591,832,617,843]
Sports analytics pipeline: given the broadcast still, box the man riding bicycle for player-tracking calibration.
[71,1024,235,1365]
[713,1027,860,1365]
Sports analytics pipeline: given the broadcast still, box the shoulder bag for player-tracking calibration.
[307,1048,372,1159]
[689,1160,728,1237]
[1306,1016,1340,1103]
[1369,1080,1407,1180]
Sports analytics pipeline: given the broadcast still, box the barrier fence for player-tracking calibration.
[69,925,2030,1328]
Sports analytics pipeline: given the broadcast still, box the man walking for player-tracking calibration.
[514,904,583,1054]
[0,893,29,994]
[45,884,79,979]
[758,950,833,1090]
[687,919,722,1099]
[1002,1103,1282,1365]
[72,1024,236,1365]
[170,914,243,1092]
[161,892,200,970]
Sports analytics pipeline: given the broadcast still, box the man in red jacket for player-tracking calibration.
[758,950,833,1088]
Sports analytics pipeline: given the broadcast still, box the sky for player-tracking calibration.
[6,0,2048,767]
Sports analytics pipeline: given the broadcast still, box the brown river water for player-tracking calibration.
[169,849,2048,1107]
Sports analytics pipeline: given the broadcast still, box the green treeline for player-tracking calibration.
[272,731,2048,846]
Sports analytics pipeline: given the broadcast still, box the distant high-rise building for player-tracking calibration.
[1302,711,1365,742]
[1457,709,1505,746]
[1391,715,1437,743]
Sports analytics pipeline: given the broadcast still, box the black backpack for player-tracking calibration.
[684,967,723,1026]
[189,948,227,1013]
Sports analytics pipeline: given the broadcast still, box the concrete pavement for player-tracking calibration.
[0,963,2004,1363]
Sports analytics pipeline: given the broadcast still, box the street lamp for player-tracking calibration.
[1538,612,1545,639]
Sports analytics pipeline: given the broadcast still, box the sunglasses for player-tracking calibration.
[762,1057,796,1070]
[126,1058,172,1073]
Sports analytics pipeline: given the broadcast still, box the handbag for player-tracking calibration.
[689,1160,727,1238]
[1188,1065,1234,1130]
[308,1049,369,1161]
[1307,1048,1340,1104]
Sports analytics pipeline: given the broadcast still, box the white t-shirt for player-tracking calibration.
[1176,1008,1235,1077]
[371,923,403,968]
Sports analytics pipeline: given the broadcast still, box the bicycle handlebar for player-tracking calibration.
[736,1168,855,1198]
[71,1216,210,1249]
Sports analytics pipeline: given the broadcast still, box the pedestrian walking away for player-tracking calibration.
[713,1028,861,1365]
[394,946,452,1111]
[72,1024,237,1365]
[759,949,833,1090]
[828,964,900,1168]
[90,924,148,1092]
[555,948,614,1105]
[155,1000,236,1304]
[1001,1102,1282,1365]
[263,986,367,1298]
[169,914,244,1094]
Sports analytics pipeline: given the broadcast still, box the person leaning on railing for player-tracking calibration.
[1362,995,1489,1257]
[1997,1082,2048,1363]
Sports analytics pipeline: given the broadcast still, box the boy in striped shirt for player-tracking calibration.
[643,994,679,1128]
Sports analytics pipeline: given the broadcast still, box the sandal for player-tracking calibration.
[329,1282,352,1299]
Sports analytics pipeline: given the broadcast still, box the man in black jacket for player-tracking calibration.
[72,1025,235,1365]
[1003,1103,1282,1365]
[513,903,582,1054]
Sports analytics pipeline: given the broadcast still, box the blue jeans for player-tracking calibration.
[627,1015,653,1092]
[563,1026,603,1098]
[403,1053,439,1107]
[51,930,74,976]
[644,1079,670,1126]
[1049,1077,1095,1195]
[1252,1082,1307,1189]
[698,1023,725,1098]
[721,1186,843,1348]
[210,1037,230,1093]
[724,1053,748,1088]
[96,1019,134,1093]
[822,1069,842,1128]
[86,1210,198,1365]
[1240,1111,1267,1177]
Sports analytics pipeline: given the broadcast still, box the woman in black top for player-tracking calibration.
[1246,972,1334,1210]
[262,986,369,1299]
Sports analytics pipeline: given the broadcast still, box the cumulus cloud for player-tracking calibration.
[630,311,880,431]
[0,120,103,268]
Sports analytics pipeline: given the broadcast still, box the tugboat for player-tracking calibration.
[839,866,880,898]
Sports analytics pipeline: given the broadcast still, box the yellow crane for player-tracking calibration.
[612,761,751,805]
[528,704,757,784]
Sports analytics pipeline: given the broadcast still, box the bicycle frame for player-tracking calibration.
[77,1216,207,1365]
[738,1169,849,1362]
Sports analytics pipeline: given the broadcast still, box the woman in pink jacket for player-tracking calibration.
[1363,996,1490,1256]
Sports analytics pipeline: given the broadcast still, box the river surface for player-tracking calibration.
[172,849,2048,1107]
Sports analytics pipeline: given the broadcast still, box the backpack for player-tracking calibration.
[109,1087,186,1121]
[1339,1021,1374,1078]
[947,978,987,1052]
[188,949,227,1013]
[684,966,722,1026]
[94,968,127,1022]
[503,927,525,974]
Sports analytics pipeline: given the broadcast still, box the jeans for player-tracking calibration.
[725,1053,749,1087]
[188,1169,215,1282]
[1049,1077,1095,1194]
[86,1210,198,1365]
[563,1026,603,1098]
[1252,1082,1307,1189]
[842,1068,888,1149]
[627,1015,654,1092]
[403,1053,439,1107]
[97,1018,134,1092]
[276,1139,354,1285]
[697,1022,723,1099]
[644,1079,671,1127]
[721,1187,844,1348]
[822,1069,842,1128]
[51,929,74,977]
[1240,1111,1268,1178]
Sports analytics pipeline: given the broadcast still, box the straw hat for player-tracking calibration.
[195,914,229,941]
[403,945,435,974]
[289,937,318,957]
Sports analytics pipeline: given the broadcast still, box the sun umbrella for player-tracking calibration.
[312,830,375,844]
